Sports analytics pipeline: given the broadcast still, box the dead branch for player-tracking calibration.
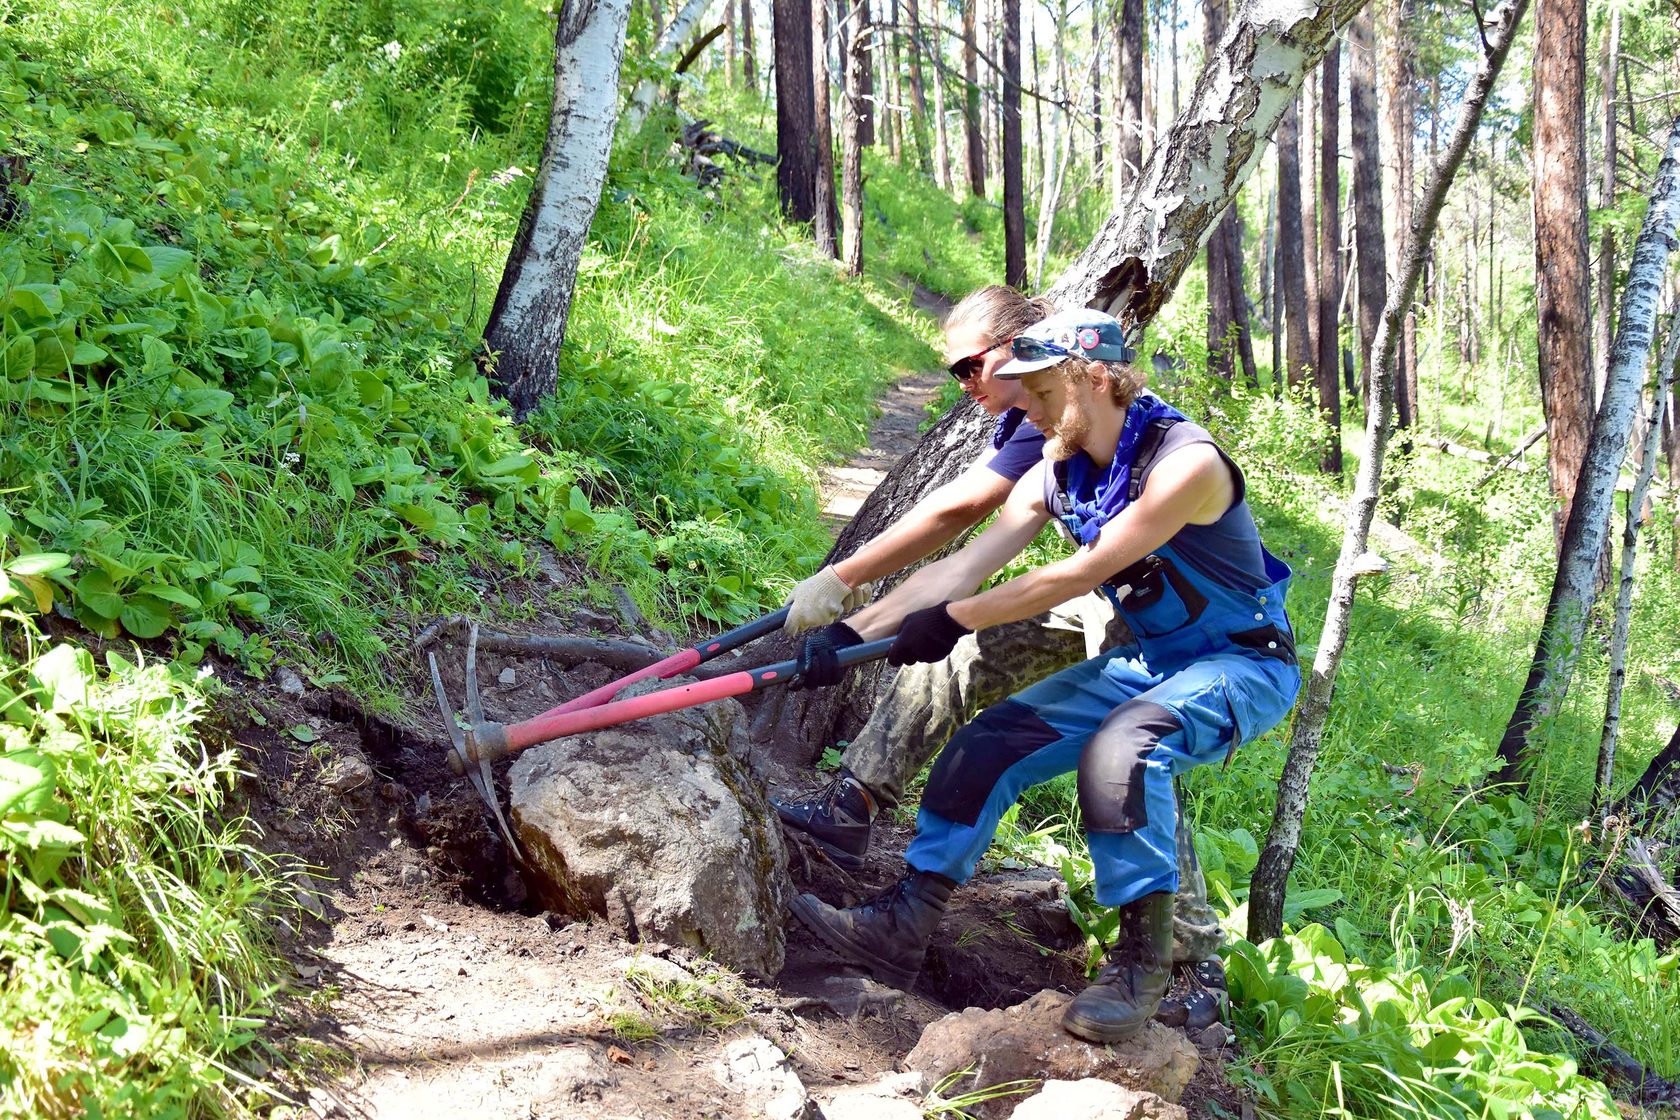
[1473,424,1548,488]
[1545,1003,1680,1104]
[416,616,664,674]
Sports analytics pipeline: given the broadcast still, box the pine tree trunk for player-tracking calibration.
[859,0,876,146]
[1533,0,1594,545]
[908,0,932,173]
[1091,14,1104,178]
[1496,119,1680,788]
[1350,8,1385,410]
[1301,80,1320,363]
[759,0,1375,762]
[1003,0,1026,287]
[963,0,986,195]
[775,0,821,228]
[725,0,736,82]
[1117,0,1144,203]
[741,0,757,91]
[1381,0,1416,428]
[841,0,868,275]
[933,3,953,190]
[1248,0,1530,943]
[1316,42,1343,473]
[1204,0,1237,380]
[813,0,841,257]
[1225,210,1259,385]
[482,0,633,419]
[1595,306,1680,812]
[1260,182,1275,329]
[1593,10,1621,408]
[1278,98,1315,389]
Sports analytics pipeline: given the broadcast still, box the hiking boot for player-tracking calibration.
[1062,891,1175,1044]
[788,867,955,990]
[770,768,877,870]
[1153,958,1229,1031]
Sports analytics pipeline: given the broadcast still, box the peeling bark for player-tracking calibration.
[1249,0,1530,943]
[775,0,821,225]
[481,0,633,418]
[1496,118,1680,787]
[1002,0,1026,286]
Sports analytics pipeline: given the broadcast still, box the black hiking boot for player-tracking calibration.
[1153,958,1229,1032]
[770,768,877,871]
[1062,891,1175,1044]
[788,867,955,990]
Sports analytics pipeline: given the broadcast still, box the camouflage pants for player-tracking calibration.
[842,593,1225,963]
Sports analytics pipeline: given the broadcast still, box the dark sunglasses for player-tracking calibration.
[948,337,1014,383]
[1010,336,1074,363]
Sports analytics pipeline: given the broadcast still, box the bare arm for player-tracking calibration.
[832,458,1018,589]
[947,443,1234,632]
[845,465,1054,640]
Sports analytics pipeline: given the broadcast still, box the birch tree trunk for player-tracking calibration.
[741,0,757,91]
[1595,306,1680,812]
[859,0,876,145]
[623,0,718,133]
[481,0,633,419]
[1247,0,1530,943]
[1534,0,1594,545]
[759,0,1376,763]
[1002,0,1027,287]
[1495,119,1680,787]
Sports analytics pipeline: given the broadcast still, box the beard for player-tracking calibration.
[1042,400,1092,462]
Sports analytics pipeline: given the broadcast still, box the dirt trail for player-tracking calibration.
[258,284,1238,1120]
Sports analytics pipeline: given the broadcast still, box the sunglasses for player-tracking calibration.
[1009,336,1074,363]
[948,337,1014,383]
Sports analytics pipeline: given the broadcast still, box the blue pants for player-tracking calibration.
[904,644,1300,907]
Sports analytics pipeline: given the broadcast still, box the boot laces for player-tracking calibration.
[784,771,849,815]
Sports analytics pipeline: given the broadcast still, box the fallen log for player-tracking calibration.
[1545,1002,1680,1106]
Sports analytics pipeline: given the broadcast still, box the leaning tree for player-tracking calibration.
[753,0,1375,765]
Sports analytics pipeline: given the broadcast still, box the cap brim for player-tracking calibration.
[994,355,1066,379]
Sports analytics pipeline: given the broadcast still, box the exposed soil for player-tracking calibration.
[239,285,1249,1119]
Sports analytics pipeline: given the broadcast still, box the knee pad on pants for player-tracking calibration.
[1078,700,1181,834]
[920,699,1061,827]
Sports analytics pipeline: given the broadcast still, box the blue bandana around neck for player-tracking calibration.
[1061,393,1188,545]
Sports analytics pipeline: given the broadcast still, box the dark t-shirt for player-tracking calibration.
[985,408,1046,482]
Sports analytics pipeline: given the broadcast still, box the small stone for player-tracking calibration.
[419,913,448,933]
[306,1086,342,1117]
[379,782,402,801]
[297,889,326,919]
[413,792,432,818]
[498,667,517,686]
[399,862,427,889]
[1193,1023,1233,1050]
[322,754,373,793]
[276,667,306,696]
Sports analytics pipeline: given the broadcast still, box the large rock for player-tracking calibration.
[818,1071,927,1120]
[508,685,788,977]
[1009,1078,1187,1120]
[905,991,1198,1119]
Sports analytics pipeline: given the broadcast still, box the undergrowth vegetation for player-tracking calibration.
[3,0,1678,1116]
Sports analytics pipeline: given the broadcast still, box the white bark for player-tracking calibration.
[1249,0,1529,942]
[482,0,633,417]
[1045,0,1373,323]
[1497,117,1680,782]
[623,0,719,133]
[1596,304,1680,812]
[932,3,952,190]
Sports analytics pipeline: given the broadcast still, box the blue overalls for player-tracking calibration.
[903,422,1302,908]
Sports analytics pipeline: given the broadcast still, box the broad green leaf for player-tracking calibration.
[73,569,124,619]
[288,723,318,743]
[31,644,95,711]
[220,565,261,585]
[136,582,201,609]
[71,341,108,364]
[228,591,270,616]
[8,283,61,319]
[118,594,173,639]
[142,245,195,278]
[0,753,55,816]
[141,334,172,378]
[2,333,35,378]
[6,552,71,576]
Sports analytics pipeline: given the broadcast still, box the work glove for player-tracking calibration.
[783,565,874,635]
[792,622,866,691]
[887,603,972,667]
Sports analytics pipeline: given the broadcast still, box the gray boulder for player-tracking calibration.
[712,1036,821,1120]
[905,990,1198,1119]
[507,684,788,977]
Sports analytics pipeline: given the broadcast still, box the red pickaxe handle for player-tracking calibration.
[454,637,894,769]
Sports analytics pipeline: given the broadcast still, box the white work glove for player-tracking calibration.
[783,565,875,635]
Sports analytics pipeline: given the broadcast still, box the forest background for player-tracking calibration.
[1,0,1679,1116]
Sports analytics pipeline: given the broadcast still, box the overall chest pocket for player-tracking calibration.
[1112,554,1209,638]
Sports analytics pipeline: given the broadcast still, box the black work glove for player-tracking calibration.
[792,622,865,690]
[887,602,972,667]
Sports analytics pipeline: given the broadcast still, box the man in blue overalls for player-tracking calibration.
[789,308,1301,1043]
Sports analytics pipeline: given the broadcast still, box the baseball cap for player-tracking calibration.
[994,308,1137,379]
